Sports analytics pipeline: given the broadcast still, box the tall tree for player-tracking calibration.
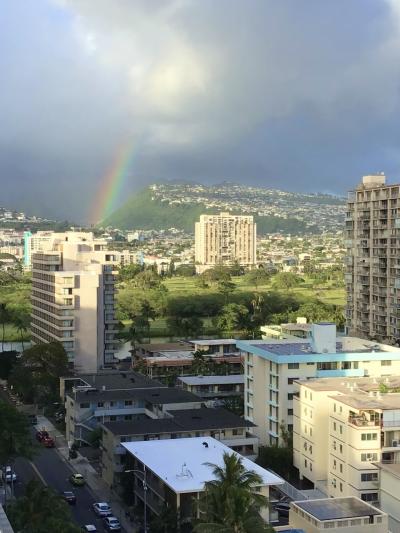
[12,309,30,351]
[6,480,81,533]
[0,400,33,465]
[195,452,273,533]
[9,342,70,405]
[0,302,10,351]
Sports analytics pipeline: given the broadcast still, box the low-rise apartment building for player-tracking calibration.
[177,374,244,401]
[101,407,258,486]
[261,318,310,340]
[134,339,243,380]
[238,322,400,445]
[375,462,400,533]
[63,371,203,445]
[288,497,387,533]
[293,375,400,504]
[122,437,282,523]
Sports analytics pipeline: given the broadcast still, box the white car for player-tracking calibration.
[3,466,17,483]
[103,517,121,531]
[92,502,112,517]
[82,526,97,532]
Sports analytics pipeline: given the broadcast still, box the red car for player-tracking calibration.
[42,436,55,448]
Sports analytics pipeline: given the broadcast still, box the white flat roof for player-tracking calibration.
[122,437,283,494]
[190,339,237,345]
[177,375,244,386]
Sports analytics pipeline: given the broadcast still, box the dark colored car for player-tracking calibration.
[36,430,49,442]
[62,491,76,505]
[27,414,38,425]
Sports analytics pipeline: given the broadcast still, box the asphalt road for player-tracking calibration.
[11,438,126,532]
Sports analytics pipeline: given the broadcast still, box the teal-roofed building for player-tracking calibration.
[238,322,400,445]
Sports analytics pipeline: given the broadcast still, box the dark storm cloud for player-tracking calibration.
[1,0,400,221]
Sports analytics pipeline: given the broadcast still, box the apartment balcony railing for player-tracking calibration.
[348,417,380,428]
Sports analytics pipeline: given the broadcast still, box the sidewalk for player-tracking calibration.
[37,415,137,532]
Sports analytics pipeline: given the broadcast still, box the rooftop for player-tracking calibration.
[177,375,244,386]
[70,386,202,405]
[122,437,283,493]
[293,497,383,521]
[137,342,192,353]
[329,392,400,410]
[189,339,238,346]
[66,371,161,391]
[296,375,400,393]
[237,336,400,363]
[375,462,400,479]
[102,407,254,436]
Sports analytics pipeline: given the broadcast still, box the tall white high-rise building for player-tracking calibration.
[31,232,119,373]
[194,212,256,273]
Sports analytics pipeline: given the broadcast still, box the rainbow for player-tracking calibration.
[90,142,133,224]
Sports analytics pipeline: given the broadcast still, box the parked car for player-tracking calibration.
[69,473,85,486]
[82,526,97,532]
[92,502,112,517]
[103,517,121,532]
[27,414,38,425]
[36,430,49,442]
[3,466,17,483]
[62,491,76,505]
[42,436,55,448]
[274,502,291,516]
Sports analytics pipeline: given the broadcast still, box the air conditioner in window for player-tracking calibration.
[392,440,398,447]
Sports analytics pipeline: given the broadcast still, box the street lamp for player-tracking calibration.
[124,468,148,532]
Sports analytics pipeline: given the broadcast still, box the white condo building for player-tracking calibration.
[194,212,256,273]
[31,232,119,373]
[237,322,400,446]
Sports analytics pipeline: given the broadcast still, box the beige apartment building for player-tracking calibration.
[194,212,256,273]
[293,376,400,505]
[346,173,400,343]
[31,232,119,373]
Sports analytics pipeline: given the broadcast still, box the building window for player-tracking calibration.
[288,363,299,369]
[288,409,293,416]
[361,493,378,502]
[288,378,298,385]
[333,422,337,431]
[79,402,90,408]
[381,360,392,366]
[361,473,378,482]
[361,453,378,462]
[340,463,343,473]
[97,402,104,408]
[287,393,294,400]
[124,400,133,406]
[361,433,378,441]
[110,415,116,421]
[304,459,307,468]
[339,483,343,492]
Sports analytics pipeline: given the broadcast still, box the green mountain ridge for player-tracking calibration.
[101,187,318,234]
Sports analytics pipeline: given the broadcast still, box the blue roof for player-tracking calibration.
[236,340,400,364]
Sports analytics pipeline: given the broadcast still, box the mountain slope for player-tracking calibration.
[101,186,316,233]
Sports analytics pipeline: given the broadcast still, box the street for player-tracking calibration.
[12,442,127,531]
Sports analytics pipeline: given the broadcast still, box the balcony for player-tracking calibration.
[348,416,380,428]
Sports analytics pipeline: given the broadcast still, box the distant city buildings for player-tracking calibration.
[31,231,119,373]
[345,173,400,343]
[195,212,256,273]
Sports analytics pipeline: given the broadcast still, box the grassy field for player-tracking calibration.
[162,276,345,306]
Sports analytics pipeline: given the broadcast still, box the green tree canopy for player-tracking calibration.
[7,480,81,533]
[9,342,70,405]
[195,452,273,533]
[272,272,303,291]
[215,304,249,335]
[0,400,33,464]
[166,315,203,338]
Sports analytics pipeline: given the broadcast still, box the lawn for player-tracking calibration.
[163,276,345,306]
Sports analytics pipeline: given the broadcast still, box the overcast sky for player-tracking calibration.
[2,0,400,222]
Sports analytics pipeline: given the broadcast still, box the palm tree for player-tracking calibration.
[12,311,30,352]
[0,302,9,352]
[195,452,274,533]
